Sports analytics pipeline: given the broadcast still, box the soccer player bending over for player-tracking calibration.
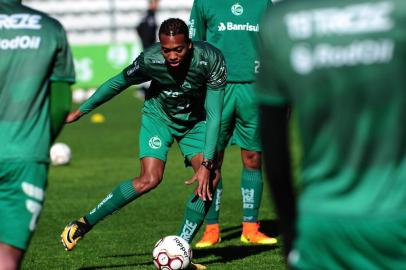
[60,18,226,270]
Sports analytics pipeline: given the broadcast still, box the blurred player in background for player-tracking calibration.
[257,0,406,268]
[0,0,75,269]
[135,0,159,99]
[60,18,226,270]
[189,0,277,247]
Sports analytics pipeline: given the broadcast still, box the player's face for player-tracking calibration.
[159,33,192,68]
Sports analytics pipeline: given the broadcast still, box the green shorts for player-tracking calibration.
[0,161,48,250]
[139,113,205,164]
[218,83,261,152]
[290,213,406,270]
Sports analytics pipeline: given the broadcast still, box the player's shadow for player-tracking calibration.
[78,219,280,269]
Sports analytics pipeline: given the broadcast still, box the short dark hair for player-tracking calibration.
[159,18,191,43]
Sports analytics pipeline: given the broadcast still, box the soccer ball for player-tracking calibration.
[152,236,192,270]
[50,143,71,166]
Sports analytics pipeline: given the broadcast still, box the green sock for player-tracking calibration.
[205,177,223,224]
[241,168,263,222]
[85,179,139,226]
[178,193,211,243]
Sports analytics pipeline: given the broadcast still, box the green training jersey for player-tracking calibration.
[257,0,406,217]
[189,0,271,82]
[79,41,226,159]
[123,41,226,129]
[0,0,75,162]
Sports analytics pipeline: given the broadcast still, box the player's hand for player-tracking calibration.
[185,166,213,201]
[65,109,84,123]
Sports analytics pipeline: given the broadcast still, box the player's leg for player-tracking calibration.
[0,243,23,270]
[195,150,224,248]
[234,83,277,245]
[61,157,166,251]
[176,121,220,244]
[0,161,48,269]
[177,153,220,243]
[196,85,235,248]
[61,113,172,251]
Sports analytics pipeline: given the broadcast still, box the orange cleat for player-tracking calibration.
[195,224,221,248]
[241,222,277,245]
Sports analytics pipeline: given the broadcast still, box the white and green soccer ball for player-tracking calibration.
[152,235,192,270]
[50,142,71,166]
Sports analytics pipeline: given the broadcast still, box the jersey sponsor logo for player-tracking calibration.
[0,35,41,50]
[291,39,394,75]
[179,220,197,242]
[218,22,259,32]
[231,3,244,16]
[126,59,140,76]
[151,59,164,64]
[0,14,42,30]
[149,136,162,149]
[284,2,394,40]
[189,19,196,38]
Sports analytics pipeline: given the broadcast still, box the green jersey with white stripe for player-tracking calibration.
[0,0,75,162]
[189,0,271,82]
[257,0,406,217]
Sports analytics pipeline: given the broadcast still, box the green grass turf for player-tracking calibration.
[22,88,287,270]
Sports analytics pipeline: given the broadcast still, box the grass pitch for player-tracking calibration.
[22,88,287,270]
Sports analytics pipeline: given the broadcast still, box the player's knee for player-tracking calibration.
[134,174,162,193]
[242,151,261,169]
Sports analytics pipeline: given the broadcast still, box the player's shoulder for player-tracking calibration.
[193,41,224,59]
[140,42,165,66]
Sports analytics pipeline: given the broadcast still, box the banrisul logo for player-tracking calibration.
[149,136,162,149]
[218,22,259,32]
[231,3,243,16]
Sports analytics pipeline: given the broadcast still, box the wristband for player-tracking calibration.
[201,159,214,170]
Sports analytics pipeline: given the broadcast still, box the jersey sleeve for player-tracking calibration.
[203,89,224,160]
[203,47,226,159]
[206,48,227,91]
[123,52,151,85]
[50,21,75,84]
[189,0,206,40]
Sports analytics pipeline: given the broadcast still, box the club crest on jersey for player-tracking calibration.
[149,136,162,149]
[231,3,243,16]
[181,81,191,89]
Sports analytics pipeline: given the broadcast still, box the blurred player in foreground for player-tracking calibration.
[189,0,277,247]
[60,18,226,270]
[0,0,75,269]
[257,0,406,268]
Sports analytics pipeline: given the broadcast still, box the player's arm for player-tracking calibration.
[186,49,227,201]
[67,55,149,123]
[65,72,131,123]
[189,0,206,40]
[50,81,72,141]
